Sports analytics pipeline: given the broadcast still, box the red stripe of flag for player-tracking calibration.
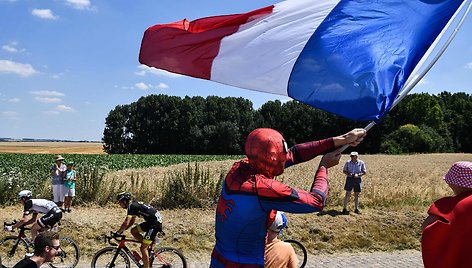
[139,6,274,80]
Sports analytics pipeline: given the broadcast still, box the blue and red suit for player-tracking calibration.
[210,135,335,267]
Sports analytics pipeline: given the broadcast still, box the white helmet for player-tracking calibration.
[18,190,32,199]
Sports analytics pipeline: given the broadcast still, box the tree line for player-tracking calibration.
[102,92,472,154]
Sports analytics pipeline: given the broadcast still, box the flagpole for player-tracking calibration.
[340,0,472,153]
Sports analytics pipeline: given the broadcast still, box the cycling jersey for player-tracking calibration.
[23,199,58,215]
[211,137,334,267]
[23,199,62,228]
[127,200,162,223]
[127,200,163,245]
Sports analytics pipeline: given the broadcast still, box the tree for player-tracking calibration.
[102,104,133,154]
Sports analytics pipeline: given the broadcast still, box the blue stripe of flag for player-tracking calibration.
[288,0,463,121]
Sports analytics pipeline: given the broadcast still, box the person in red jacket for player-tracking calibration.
[421,161,472,268]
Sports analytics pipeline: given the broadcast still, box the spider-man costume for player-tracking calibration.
[210,128,335,267]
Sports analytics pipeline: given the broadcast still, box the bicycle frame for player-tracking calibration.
[107,235,143,268]
[104,233,173,268]
[4,222,34,256]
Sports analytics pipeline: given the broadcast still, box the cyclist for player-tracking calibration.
[265,211,298,268]
[115,192,163,268]
[9,190,63,241]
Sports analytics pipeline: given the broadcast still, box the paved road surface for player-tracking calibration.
[76,250,423,267]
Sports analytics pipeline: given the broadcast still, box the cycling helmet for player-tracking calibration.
[245,128,288,178]
[116,192,132,202]
[270,211,288,233]
[18,190,32,199]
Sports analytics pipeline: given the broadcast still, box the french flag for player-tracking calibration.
[139,0,463,121]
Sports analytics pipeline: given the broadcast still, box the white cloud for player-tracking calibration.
[35,97,62,103]
[30,90,65,97]
[65,0,95,10]
[466,62,472,69]
[8,98,20,103]
[134,82,169,90]
[2,42,25,53]
[0,60,38,77]
[156,82,169,89]
[32,9,59,20]
[2,111,18,117]
[135,82,150,90]
[56,105,75,112]
[2,45,17,53]
[135,65,181,78]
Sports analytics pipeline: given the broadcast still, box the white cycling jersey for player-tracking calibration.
[24,199,58,215]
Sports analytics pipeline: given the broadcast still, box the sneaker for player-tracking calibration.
[354,209,361,214]
[25,253,34,258]
[67,208,72,213]
[342,208,349,215]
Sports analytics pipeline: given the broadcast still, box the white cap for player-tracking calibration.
[270,211,287,233]
[350,151,358,156]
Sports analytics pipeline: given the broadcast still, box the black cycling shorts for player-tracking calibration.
[136,221,162,245]
[38,207,62,228]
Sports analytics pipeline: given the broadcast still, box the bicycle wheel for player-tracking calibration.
[91,247,130,268]
[284,239,307,268]
[49,237,80,268]
[0,236,31,268]
[151,247,187,268]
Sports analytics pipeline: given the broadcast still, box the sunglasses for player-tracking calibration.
[48,245,61,250]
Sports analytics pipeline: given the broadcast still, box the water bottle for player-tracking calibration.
[132,250,142,262]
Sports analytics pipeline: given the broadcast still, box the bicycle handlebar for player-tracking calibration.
[4,220,31,231]
[103,231,126,246]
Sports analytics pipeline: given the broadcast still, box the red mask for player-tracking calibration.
[245,128,288,178]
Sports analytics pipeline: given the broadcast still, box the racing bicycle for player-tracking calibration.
[0,221,80,268]
[91,232,187,268]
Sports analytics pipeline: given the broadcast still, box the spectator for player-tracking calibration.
[265,211,298,268]
[210,127,366,267]
[51,155,66,210]
[342,151,367,214]
[63,161,77,213]
[421,161,472,268]
[12,231,61,268]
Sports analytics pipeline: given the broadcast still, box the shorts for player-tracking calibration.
[63,186,76,197]
[38,207,63,228]
[52,185,64,202]
[136,221,163,245]
[344,177,362,192]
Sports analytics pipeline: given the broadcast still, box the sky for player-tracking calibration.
[1,0,471,141]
